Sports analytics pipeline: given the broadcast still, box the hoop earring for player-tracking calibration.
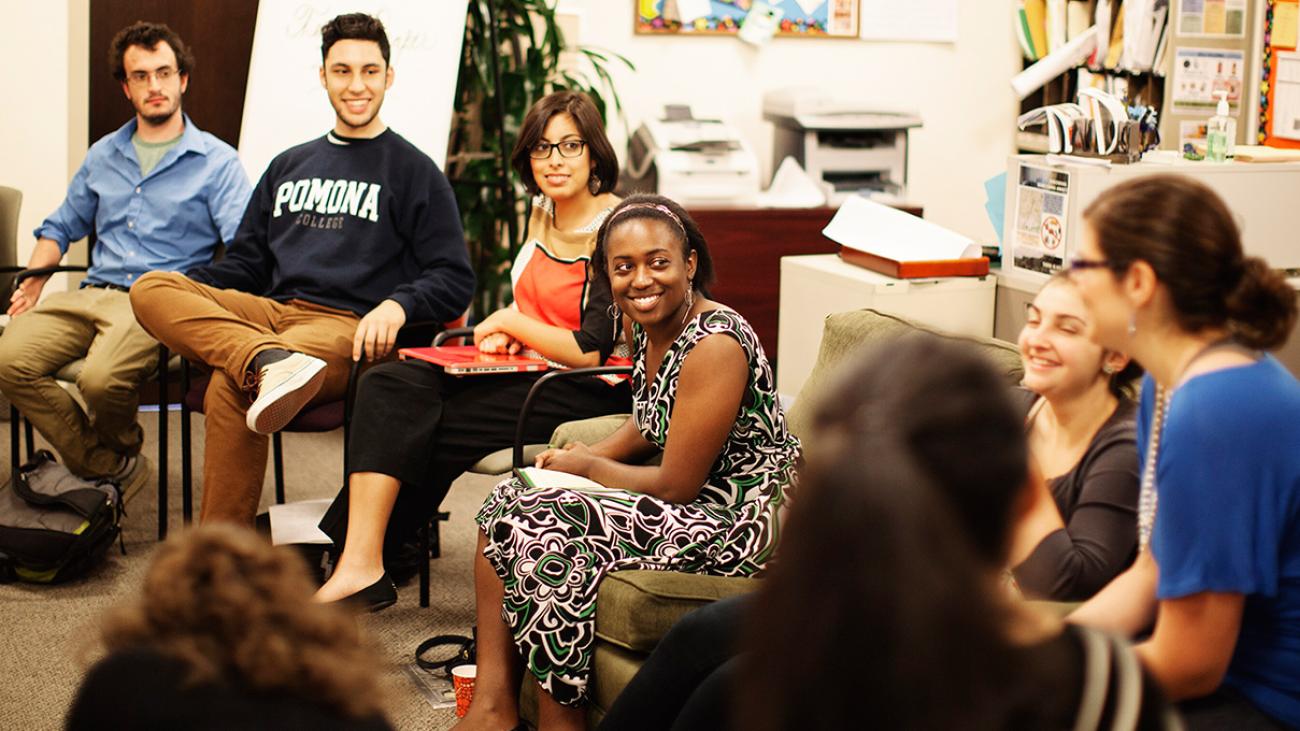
[588,174,601,195]
[608,302,622,342]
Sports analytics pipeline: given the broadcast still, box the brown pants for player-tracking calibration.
[129,271,360,525]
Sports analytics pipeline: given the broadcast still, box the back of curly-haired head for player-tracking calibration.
[97,524,387,720]
[109,21,195,82]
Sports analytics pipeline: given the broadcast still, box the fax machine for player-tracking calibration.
[622,110,760,206]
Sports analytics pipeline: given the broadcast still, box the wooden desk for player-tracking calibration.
[688,205,923,360]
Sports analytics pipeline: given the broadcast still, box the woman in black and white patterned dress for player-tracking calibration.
[456,195,800,731]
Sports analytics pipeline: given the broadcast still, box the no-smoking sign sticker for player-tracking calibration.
[1041,215,1063,251]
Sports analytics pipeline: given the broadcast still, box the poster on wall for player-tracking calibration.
[859,0,958,43]
[635,0,860,38]
[1177,0,1248,37]
[1259,0,1300,146]
[1171,46,1245,112]
[1013,165,1071,276]
[1273,51,1300,140]
[239,1,467,183]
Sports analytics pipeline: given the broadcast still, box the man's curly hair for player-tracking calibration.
[95,525,388,720]
[108,21,195,82]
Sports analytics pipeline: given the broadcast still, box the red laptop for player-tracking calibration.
[398,345,550,375]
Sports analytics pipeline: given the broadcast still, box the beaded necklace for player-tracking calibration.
[1137,386,1168,551]
[1136,336,1246,552]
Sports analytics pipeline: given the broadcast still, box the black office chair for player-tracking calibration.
[6,264,180,540]
[176,321,447,525]
[413,324,633,607]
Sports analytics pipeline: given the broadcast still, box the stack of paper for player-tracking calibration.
[516,467,610,491]
[1218,145,1300,163]
[1120,0,1168,72]
[756,157,827,208]
[822,195,988,278]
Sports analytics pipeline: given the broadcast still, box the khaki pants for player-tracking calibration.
[129,271,360,525]
[0,287,159,477]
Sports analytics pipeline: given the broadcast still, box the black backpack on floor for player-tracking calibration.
[0,450,123,583]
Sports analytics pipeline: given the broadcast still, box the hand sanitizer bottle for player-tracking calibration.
[1205,91,1236,163]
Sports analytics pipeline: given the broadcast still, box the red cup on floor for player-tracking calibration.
[452,664,477,718]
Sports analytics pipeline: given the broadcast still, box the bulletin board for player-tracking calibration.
[635,0,860,38]
[1258,0,1300,146]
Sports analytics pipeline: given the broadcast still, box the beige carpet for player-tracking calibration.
[0,410,498,731]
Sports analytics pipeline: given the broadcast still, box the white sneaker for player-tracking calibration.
[245,353,327,434]
[113,454,151,504]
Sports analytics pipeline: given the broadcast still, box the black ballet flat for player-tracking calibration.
[342,573,397,613]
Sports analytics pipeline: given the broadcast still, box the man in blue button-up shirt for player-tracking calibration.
[0,22,251,494]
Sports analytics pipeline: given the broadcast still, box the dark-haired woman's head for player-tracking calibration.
[1077,175,1296,351]
[741,336,1038,730]
[806,335,1029,562]
[511,91,619,198]
[592,194,716,328]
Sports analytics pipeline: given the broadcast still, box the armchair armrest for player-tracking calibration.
[433,326,475,347]
[512,365,633,469]
[14,265,90,284]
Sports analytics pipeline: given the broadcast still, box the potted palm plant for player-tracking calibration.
[448,0,633,318]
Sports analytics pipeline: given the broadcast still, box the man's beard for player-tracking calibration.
[139,95,181,127]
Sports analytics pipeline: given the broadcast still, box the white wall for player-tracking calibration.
[563,1,1020,242]
[0,0,89,292]
[0,2,1019,256]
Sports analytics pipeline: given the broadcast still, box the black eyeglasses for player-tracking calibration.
[529,139,587,159]
[1067,256,1119,273]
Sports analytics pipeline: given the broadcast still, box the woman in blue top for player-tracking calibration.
[1068,175,1300,730]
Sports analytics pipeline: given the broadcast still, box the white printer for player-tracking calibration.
[763,88,922,204]
[622,109,761,207]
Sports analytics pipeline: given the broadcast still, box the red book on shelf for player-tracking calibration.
[838,246,990,278]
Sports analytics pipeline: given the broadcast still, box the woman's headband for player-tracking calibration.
[607,202,687,239]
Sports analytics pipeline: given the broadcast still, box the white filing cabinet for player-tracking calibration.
[777,254,998,396]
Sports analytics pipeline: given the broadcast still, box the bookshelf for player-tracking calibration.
[1016,0,1265,154]
[1015,0,1166,153]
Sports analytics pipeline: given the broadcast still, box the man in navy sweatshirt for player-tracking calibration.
[130,13,474,525]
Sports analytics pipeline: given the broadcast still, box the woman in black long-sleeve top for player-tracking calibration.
[1008,274,1143,601]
